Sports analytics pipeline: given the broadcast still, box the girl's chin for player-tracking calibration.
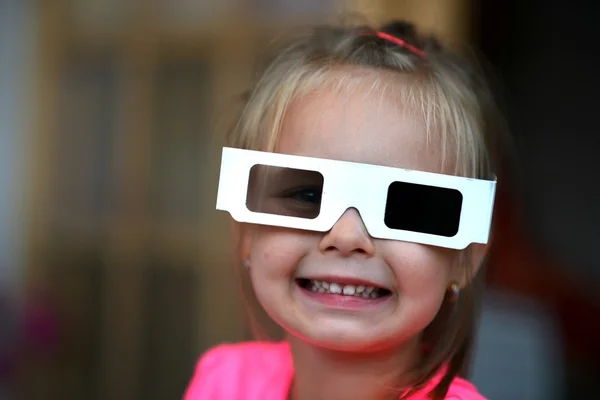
[287,330,398,353]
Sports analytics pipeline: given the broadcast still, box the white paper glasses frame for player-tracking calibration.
[216,147,497,250]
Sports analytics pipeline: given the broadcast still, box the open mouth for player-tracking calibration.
[296,278,392,299]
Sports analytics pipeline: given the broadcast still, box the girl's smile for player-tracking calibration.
[296,280,394,310]
[295,265,395,308]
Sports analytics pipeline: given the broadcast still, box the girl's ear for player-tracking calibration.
[469,242,490,276]
[231,219,252,261]
[454,242,491,288]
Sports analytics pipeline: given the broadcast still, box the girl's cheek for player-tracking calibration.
[382,243,454,289]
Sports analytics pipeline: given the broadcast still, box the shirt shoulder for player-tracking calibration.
[444,376,488,400]
[183,341,293,400]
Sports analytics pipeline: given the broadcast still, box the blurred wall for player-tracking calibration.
[477,1,600,397]
[0,0,31,295]
[0,1,33,398]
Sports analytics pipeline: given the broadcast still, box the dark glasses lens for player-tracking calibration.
[384,181,463,237]
[246,165,324,219]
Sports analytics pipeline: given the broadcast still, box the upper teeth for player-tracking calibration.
[309,280,381,298]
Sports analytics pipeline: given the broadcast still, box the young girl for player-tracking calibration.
[185,19,503,400]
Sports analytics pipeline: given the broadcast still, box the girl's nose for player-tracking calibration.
[318,208,376,257]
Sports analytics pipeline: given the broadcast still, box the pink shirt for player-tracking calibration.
[183,341,487,400]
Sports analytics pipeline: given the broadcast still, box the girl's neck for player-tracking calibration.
[287,335,423,400]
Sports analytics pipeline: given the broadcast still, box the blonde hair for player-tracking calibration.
[229,19,504,400]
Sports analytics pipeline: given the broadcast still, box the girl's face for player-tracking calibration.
[242,73,464,352]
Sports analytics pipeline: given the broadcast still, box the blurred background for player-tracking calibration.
[1,0,598,399]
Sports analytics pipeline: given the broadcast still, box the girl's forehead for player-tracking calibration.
[275,78,447,174]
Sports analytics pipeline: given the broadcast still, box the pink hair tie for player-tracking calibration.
[371,31,426,58]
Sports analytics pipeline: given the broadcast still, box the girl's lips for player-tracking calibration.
[295,283,393,310]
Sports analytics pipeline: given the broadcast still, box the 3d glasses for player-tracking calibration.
[216,147,496,250]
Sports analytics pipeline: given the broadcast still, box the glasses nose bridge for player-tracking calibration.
[335,184,378,235]
[322,163,384,233]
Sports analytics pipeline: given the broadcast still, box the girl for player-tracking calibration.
[185,19,503,400]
